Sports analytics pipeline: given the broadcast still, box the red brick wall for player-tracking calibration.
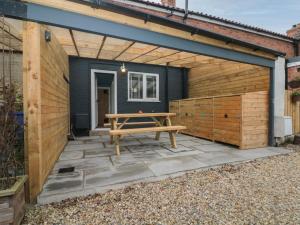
[113,1,296,58]
[287,24,300,39]
[288,66,300,81]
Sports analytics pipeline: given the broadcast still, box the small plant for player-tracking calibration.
[292,91,300,97]
[0,84,23,191]
[291,91,300,103]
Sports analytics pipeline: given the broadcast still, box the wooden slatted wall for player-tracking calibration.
[188,60,270,98]
[23,22,69,202]
[285,90,300,134]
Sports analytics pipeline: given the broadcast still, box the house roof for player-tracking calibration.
[121,0,294,41]
[67,0,286,57]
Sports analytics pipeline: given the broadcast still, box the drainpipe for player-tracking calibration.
[294,39,299,56]
[268,68,275,146]
[183,0,189,21]
[285,60,289,90]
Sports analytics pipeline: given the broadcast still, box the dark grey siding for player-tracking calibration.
[69,56,185,131]
[96,73,114,87]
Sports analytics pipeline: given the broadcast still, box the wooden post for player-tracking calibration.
[166,116,177,148]
[155,117,164,140]
[110,118,117,144]
[23,22,42,203]
[115,135,120,156]
[23,21,70,202]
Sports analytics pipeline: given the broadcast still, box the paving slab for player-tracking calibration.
[84,147,116,158]
[59,150,84,161]
[155,149,204,158]
[111,150,162,166]
[147,156,207,176]
[189,138,215,145]
[65,143,104,151]
[163,143,194,152]
[41,170,84,196]
[127,143,166,152]
[120,140,142,146]
[53,156,112,172]
[68,140,85,145]
[85,163,155,188]
[38,133,292,204]
[193,151,246,166]
[195,143,234,152]
[233,147,291,160]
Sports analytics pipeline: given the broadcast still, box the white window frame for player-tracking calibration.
[127,71,160,102]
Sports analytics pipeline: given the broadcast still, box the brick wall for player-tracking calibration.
[288,66,300,81]
[287,24,300,39]
[113,1,296,58]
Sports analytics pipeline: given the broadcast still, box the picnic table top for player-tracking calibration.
[105,113,176,119]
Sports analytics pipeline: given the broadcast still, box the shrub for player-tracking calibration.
[0,85,23,190]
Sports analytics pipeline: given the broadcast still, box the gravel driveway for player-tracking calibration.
[23,150,300,225]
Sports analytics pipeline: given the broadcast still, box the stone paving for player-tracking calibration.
[37,132,291,204]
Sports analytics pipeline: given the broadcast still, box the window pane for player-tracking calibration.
[146,76,157,99]
[129,73,143,99]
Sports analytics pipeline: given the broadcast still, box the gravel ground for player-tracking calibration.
[23,150,300,225]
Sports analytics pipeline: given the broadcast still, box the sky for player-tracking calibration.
[151,0,300,34]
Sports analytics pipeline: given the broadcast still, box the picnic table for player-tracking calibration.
[105,113,186,155]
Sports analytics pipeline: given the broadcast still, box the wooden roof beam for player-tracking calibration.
[165,55,196,65]
[143,51,180,64]
[96,36,106,59]
[69,29,80,57]
[113,41,135,60]
[129,46,160,62]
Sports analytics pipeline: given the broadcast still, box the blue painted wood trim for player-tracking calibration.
[2,1,275,68]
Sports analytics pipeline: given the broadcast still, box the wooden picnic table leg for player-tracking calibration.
[110,118,117,144]
[155,117,165,140]
[115,135,120,156]
[166,116,177,148]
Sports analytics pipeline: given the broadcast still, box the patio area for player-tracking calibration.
[38,133,291,204]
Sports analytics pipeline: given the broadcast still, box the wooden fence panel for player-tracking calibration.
[285,90,300,134]
[23,22,69,202]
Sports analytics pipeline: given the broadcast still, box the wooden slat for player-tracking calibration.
[104,121,157,127]
[285,90,300,134]
[69,29,80,56]
[188,59,270,98]
[96,36,106,59]
[113,41,135,60]
[106,113,176,119]
[110,125,186,135]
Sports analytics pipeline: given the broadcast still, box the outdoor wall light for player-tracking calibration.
[45,30,51,42]
[120,63,128,75]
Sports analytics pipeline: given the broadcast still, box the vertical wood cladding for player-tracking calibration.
[285,90,300,134]
[23,22,69,201]
[169,91,269,149]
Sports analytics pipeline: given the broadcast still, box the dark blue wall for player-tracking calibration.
[69,56,185,130]
[96,73,114,87]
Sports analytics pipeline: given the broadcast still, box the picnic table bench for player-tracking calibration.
[105,113,186,155]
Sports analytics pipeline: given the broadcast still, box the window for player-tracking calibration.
[128,72,159,102]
